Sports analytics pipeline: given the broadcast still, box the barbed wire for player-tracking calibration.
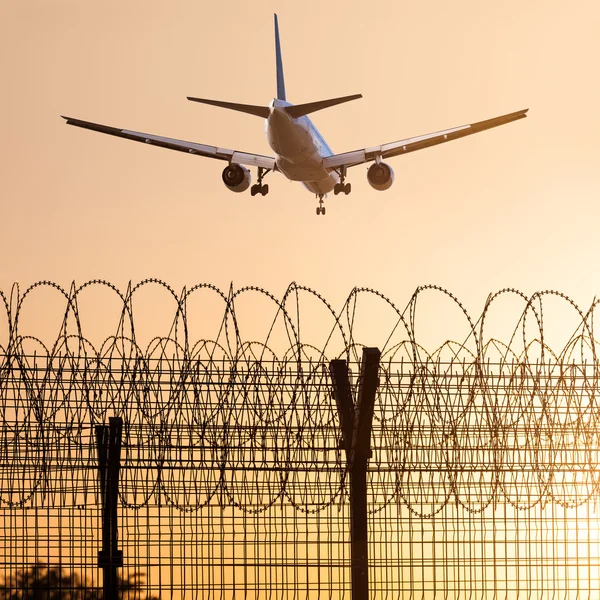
[1,281,600,515]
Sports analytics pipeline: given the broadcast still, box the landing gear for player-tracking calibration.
[334,182,351,195]
[250,167,270,196]
[251,183,269,196]
[333,166,351,195]
[316,195,326,216]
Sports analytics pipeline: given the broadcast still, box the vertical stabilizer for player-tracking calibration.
[274,14,286,101]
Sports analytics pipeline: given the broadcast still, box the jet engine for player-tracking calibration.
[222,164,251,193]
[367,162,394,191]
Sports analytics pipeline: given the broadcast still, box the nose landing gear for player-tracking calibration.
[250,167,271,196]
[316,194,326,216]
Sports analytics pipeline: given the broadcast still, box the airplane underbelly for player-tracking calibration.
[303,177,337,195]
[267,109,338,192]
[268,118,312,159]
[276,154,332,182]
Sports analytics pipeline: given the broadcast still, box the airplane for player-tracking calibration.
[62,14,528,216]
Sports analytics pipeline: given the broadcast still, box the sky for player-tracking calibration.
[1,0,600,344]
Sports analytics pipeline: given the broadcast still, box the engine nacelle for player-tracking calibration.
[222,164,251,193]
[367,162,394,191]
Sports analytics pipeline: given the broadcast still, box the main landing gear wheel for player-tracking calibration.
[250,167,271,196]
[251,184,269,196]
[334,166,351,195]
[333,182,351,195]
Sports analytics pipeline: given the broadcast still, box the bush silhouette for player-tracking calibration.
[0,564,159,600]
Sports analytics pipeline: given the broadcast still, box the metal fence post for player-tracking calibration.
[330,348,380,600]
[96,417,123,600]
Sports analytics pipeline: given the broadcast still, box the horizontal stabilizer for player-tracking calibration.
[285,94,362,119]
[187,96,270,118]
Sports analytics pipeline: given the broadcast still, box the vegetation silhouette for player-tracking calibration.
[0,564,159,600]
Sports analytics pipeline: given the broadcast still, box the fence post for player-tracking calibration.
[96,417,123,600]
[330,348,380,600]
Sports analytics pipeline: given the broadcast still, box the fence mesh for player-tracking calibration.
[1,281,600,599]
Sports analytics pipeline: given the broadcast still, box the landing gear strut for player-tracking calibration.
[316,194,326,216]
[333,166,351,196]
[251,167,270,196]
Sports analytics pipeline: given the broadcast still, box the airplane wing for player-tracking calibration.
[322,109,528,170]
[61,116,277,170]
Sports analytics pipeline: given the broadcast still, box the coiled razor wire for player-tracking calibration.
[1,281,600,516]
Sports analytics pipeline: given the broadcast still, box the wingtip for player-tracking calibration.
[505,108,529,121]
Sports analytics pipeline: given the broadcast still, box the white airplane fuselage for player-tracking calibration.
[266,99,339,195]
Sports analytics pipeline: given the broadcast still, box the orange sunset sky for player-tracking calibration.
[1,0,600,321]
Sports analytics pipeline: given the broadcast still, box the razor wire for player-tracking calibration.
[1,280,600,515]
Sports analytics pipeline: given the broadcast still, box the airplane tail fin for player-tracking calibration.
[186,15,286,119]
[274,14,286,101]
[187,16,362,120]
